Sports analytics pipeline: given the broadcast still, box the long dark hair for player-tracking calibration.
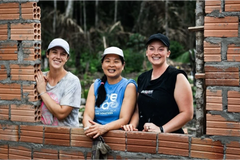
[95,55,125,107]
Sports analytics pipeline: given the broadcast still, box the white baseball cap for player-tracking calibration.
[47,38,70,55]
[103,46,124,59]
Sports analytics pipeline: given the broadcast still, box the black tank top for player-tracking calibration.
[137,66,187,133]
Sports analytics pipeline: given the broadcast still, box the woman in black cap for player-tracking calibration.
[122,33,193,134]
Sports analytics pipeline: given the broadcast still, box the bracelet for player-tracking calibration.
[39,91,46,96]
[160,126,164,133]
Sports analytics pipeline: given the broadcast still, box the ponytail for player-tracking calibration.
[95,74,107,107]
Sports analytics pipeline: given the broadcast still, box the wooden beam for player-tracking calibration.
[188,26,204,32]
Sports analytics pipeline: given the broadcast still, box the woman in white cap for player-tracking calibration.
[83,46,137,139]
[123,33,193,134]
[35,38,81,127]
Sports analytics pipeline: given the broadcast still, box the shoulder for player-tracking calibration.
[138,70,152,80]
[168,66,187,79]
[66,72,80,81]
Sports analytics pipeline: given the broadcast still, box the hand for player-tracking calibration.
[121,124,138,131]
[35,71,48,94]
[84,120,107,139]
[143,123,161,133]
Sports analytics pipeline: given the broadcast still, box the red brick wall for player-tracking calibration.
[0,1,240,159]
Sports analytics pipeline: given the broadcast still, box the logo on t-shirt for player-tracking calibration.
[100,93,119,110]
[141,90,153,96]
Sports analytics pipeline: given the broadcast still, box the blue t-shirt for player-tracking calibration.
[93,78,137,125]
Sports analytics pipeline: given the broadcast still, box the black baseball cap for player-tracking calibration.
[146,33,170,48]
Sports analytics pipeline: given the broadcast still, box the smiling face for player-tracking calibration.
[102,54,125,81]
[146,40,170,67]
[47,46,69,70]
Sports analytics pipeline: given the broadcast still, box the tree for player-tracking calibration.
[65,0,73,18]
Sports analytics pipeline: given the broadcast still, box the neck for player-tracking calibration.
[48,68,67,85]
[107,76,122,84]
[151,63,169,80]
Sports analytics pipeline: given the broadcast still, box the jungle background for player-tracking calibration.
[38,0,197,133]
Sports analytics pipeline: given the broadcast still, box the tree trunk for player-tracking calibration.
[132,1,145,32]
[53,0,57,35]
[83,0,87,34]
[65,0,74,18]
[95,0,98,28]
[114,0,118,23]
[165,0,169,37]
[195,0,205,137]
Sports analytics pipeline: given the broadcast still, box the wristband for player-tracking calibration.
[39,91,46,96]
[160,126,164,133]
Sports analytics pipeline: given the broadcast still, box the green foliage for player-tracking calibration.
[169,41,185,59]
[123,48,144,73]
[171,51,190,63]
[127,33,146,51]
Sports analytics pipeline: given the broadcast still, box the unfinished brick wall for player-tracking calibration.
[0,0,239,159]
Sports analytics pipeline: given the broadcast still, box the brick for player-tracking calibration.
[0,145,8,155]
[207,128,240,136]
[11,23,41,29]
[11,69,36,75]
[159,147,188,157]
[11,75,36,81]
[192,137,222,146]
[205,72,238,79]
[20,136,43,144]
[225,4,240,12]
[11,110,37,116]
[127,144,156,154]
[158,133,188,142]
[225,0,240,4]
[71,140,92,148]
[226,154,240,159]
[45,132,70,140]
[0,29,8,35]
[206,89,222,96]
[191,138,223,159]
[228,105,240,112]
[205,6,221,13]
[226,141,240,156]
[33,150,58,159]
[0,35,8,40]
[191,150,223,159]
[205,0,221,13]
[9,145,31,157]
[205,79,239,86]
[0,8,19,14]
[22,84,36,90]
[206,114,226,121]
[159,141,188,149]
[205,16,238,23]
[10,64,35,69]
[0,3,19,9]
[0,14,19,20]
[205,23,238,30]
[104,137,125,144]
[9,154,31,159]
[206,96,222,103]
[228,98,240,105]
[22,13,41,20]
[71,134,92,141]
[0,108,9,114]
[206,103,222,111]
[204,55,221,62]
[20,124,43,132]
[205,65,239,72]
[126,131,157,140]
[204,30,238,37]
[45,126,70,134]
[45,138,70,146]
[108,143,125,151]
[127,138,155,146]
[21,2,37,8]
[11,104,37,110]
[24,54,41,61]
[0,54,18,60]
[11,115,40,122]
[21,8,37,14]
[103,130,126,138]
